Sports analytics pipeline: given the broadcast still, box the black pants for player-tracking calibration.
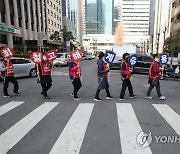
[72,78,82,97]
[95,87,111,99]
[120,78,134,98]
[146,81,161,97]
[3,76,19,95]
[41,82,52,97]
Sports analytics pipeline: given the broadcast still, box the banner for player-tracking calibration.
[71,49,83,62]
[46,50,58,62]
[30,52,42,64]
[0,48,14,59]
[128,55,138,66]
[160,53,169,64]
[104,51,115,64]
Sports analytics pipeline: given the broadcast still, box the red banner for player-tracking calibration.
[30,52,42,64]
[71,49,83,62]
[46,50,58,62]
[0,48,14,59]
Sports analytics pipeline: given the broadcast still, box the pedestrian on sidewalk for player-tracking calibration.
[119,52,136,101]
[1,58,20,97]
[37,52,52,99]
[94,52,113,101]
[69,59,82,100]
[145,54,166,100]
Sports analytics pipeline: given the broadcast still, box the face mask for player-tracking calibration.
[125,57,129,62]
[155,58,159,62]
[43,55,47,62]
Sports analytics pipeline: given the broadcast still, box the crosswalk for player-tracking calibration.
[0,101,179,154]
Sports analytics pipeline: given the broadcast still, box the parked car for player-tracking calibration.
[133,54,153,74]
[53,53,69,66]
[0,57,36,78]
[110,56,122,70]
[85,55,93,60]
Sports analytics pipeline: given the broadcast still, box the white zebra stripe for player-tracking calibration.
[0,102,59,154]
[49,103,94,154]
[153,104,180,135]
[0,101,24,117]
[116,103,152,154]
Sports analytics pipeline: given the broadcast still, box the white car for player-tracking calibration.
[53,53,69,67]
[0,57,36,78]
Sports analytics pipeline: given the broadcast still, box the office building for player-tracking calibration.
[120,0,150,47]
[0,0,63,52]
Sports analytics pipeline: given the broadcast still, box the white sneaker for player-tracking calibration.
[159,96,166,100]
[145,96,153,99]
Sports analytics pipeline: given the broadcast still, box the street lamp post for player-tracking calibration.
[163,26,167,50]
[151,35,154,55]
[156,33,160,54]
[144,41,146,54]
[147,39,149,54]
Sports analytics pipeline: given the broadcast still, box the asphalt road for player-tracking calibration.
[0,59,180,154]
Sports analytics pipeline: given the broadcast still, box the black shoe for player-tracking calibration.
[44,96,51,99]
[4,94,11,98]
[130,95,137,99]
[106,96,113,100]
[119,97,126,101]
[73,96,81,100]
[14,92,20,96]
[94,98,102,101]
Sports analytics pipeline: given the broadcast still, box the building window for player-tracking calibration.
[51,11,53,17]
[51,20,53,25]
[54,13,56,18]
[55,22,56,27]
[48,9,49,14]
[50,1,52,6]
[56,6,58,11]
[52,30,54,33]
[53,4,55,9]
[59,1,61,5]
[47,0,49,4]
[59,9,61,13]
[57,15,59,20]
[60,25,61,29]
[48,18,50,24]
[57,24,59,28]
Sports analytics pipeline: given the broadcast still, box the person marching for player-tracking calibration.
[145,54,166,100]
[119,52,136,100]
[1,58,20,97]
[68,58,82,100]
[94,52,113,101]
[37,53,52,99]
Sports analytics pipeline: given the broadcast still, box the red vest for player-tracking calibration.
[40,61,51,75]
[3,61,14,76]
[104,64,108,77]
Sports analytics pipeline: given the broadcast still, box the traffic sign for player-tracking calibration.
[160,53,169,64]
[104,51,115,64]
[128,55,138,66]
[0,48,14,59]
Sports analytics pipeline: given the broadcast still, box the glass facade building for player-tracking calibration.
[85,0,114,34]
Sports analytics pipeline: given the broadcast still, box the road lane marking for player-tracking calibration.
[153,104,180,135]
[0,101,24,117]
[116,103,152,154]
[49,103,94,154]
[0,102,59,154]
